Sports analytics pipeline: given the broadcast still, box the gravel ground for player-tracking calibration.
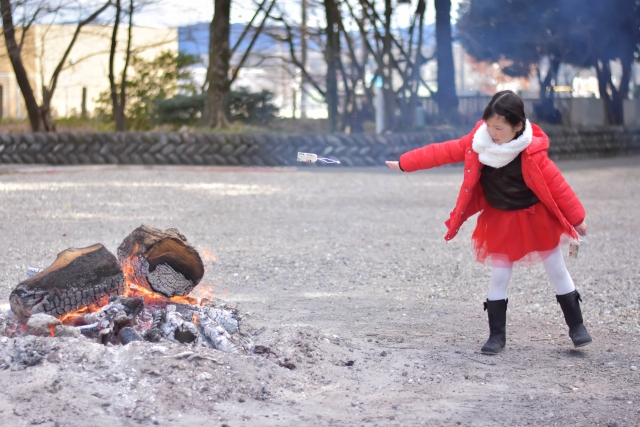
[0,158,639,427]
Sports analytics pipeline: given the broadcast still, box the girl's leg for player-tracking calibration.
[481,260,513,355]
[487,261,513,300]
[542,246,592,347]
[541,246,575,295]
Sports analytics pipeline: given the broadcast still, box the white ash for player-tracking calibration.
[195,312,241,353]
[201,306,239,334]
[1,295,246,353]
[25,313,61,336]
[160,307,199,343]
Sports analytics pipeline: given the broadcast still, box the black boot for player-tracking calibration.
[556,290,592,348]
[480,299,508,355]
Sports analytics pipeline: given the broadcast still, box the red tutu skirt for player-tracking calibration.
[472,202,570,267]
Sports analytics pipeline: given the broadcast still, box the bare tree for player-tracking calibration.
[345,0,435,131]
[267,0,436,133]
[200,0,231,128]
[108,0,158,131]
[108,0,126,131]
[200,0,274,129]
[1,0,112,131]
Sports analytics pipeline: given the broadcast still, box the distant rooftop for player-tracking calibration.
[178,22,435,58]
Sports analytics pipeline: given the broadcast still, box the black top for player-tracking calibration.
[480,153,540,210]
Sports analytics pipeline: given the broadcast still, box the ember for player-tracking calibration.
[4,225,248,353]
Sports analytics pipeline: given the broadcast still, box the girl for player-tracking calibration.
[387,91,591,355]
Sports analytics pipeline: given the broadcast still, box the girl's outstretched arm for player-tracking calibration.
[393,122,483,172]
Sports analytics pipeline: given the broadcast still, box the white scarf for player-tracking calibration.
[472,120,532,168]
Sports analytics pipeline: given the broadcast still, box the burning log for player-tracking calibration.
[9,244,125,323]
[117,225,204,298]
[6,225,249,353]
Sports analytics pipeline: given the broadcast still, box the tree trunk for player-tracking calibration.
[109,0,126,131]
[534,58,562,124]
[9,244,125,323]
[406,0,426,130]
[596,56,632,125]
[41,87,54,131]
[0,0,43,131]
[201,0,231,128]
[613,55,633,125]
[382,0,395,131]
[300,0,309,119]
[323,0,341,132]
[434,0,458,120]
[117,225,205,298]
[117,0,135,130]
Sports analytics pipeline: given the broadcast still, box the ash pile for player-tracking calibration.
[2,224,250,353]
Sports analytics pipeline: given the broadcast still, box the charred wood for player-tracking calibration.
[117,224,204,298]
[161,307,199,344]
[79,296,144,343]
[118,327,143,345]
[9,244,125,323]
[143,310,166,342]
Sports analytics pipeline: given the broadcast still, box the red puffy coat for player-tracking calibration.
[399,121,585,241]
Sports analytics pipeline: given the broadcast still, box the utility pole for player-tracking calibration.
[300,0,308,119]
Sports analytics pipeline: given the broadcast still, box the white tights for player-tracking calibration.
[487,246,576,301]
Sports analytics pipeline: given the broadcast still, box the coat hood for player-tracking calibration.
[525,123,550,154]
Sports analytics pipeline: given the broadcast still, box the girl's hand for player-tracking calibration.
[386,161,400,170]
[574,220,587,237]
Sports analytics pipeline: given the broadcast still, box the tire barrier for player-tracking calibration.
[0,127,638,166]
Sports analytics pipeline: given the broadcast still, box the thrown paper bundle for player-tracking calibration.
[297,152,340,164]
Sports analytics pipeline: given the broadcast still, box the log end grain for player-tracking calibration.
[118,224,204,297]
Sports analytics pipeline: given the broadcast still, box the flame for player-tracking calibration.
[59,294,110,324]
[187,283,215,302]
[59,245,210,326]
[123,282,201,305]
[49,324,56,337]
[200,248,219,263]
[119,245,202,305]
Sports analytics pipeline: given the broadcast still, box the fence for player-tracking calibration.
[421,95,640,127]
[1,126,638,168]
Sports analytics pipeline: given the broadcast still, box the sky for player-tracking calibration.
[133,0,464,29]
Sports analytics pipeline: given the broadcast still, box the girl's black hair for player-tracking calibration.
[482,90,526,136]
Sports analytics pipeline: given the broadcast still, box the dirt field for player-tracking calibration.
[0,158,639,427]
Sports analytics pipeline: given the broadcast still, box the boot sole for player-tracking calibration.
[480,348,504,355]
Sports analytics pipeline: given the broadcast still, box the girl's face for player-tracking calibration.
[485,115,523,145]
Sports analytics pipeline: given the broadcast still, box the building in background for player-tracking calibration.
[0,24,177,120]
